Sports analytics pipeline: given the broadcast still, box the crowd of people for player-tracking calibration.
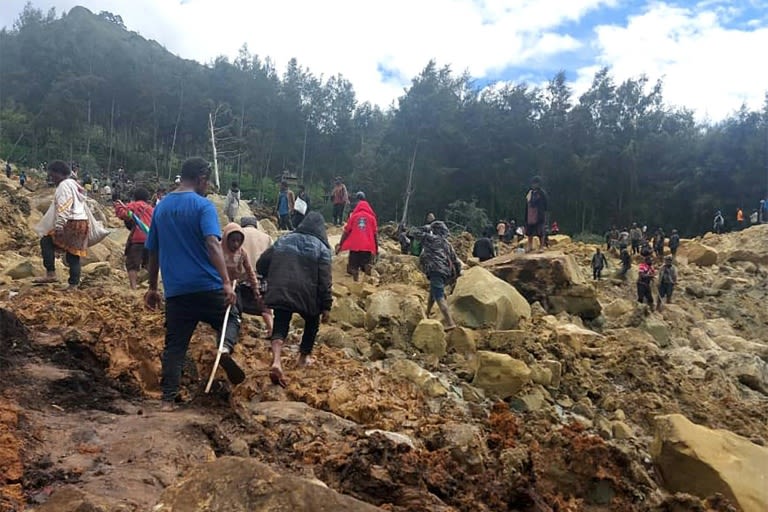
[20,157,768,411]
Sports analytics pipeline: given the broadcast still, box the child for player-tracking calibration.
[221,223,264,324]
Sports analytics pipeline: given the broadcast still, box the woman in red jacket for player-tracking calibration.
[336,192,378,282]
[115,187,154,289]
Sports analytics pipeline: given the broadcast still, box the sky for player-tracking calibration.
[2,0,768,122]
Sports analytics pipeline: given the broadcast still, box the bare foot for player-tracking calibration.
[269,366,287,388]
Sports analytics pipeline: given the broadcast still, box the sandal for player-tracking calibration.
[269,366,287,388]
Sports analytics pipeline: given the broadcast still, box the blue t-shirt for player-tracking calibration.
[278,191,289,215]
[145,191,222,298]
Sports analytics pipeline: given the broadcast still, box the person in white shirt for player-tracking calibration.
[34,160,90,289]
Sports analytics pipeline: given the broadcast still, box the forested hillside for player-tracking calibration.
[1,3,767,234]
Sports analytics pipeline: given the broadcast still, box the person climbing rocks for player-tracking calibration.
[239,216,274,335]
[410,221,461,331]
[34,160,90,290]
[425,212,436,225]
[114,186,154,290]
[619,246,631,278]
[637,256,656,308]
[397,223,411,255]
[331,177,349,226]
[591,247,608,280]
[472,228,495,262]
[19,170,27,189]
[736,207,744,230]
[144,157,245,412]
[337,192,378,282]
[629,223,642,255]
[275,180,295,231]
[668,229,680,256]
[524,176,548,252]
[713,210,725,234]
[291,184,310,228]
[257,211,333,388]
[5,162,11,178]
[657,255,678,311]
[224,181,241,223]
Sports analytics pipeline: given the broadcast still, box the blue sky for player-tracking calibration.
[2,0,768,121]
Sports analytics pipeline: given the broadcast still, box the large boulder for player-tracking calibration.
[411,319,447,357]
[364,289,424,349]
[389,359,450,397]
[704,224,768,265]
[708,351,768,394]
[485,252,601,319]
[472,351,531,399]
[5,260,35,280]
[651,414,768,512]
[155,456,381,511]
[449,266,531,329]
[331,296,366,328]
[555,323,604,352]
[677,241,719,266]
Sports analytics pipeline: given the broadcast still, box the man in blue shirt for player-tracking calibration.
[144,157,245,411]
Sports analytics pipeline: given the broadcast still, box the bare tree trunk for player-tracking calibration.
[168,81,184,179]
[107,97,115,174]
[209,112,220,191]
[400,141,419,226]
[85,96,92,158]
[300,116,309,183]
[237,101,245,183]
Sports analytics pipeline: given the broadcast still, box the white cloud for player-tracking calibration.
[575,2,768,121]
[0,0,606,108]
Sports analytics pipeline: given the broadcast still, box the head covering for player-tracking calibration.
[240,216,259,229]
[355,191,366,200]
[430,221,450,238]
[295,211,329,247]
[664,255,673,263]
[221,222,246,256]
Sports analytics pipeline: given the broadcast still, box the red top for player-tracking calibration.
[340,200,378,254]
[115,200,154,244]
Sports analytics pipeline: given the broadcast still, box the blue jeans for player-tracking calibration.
[161,290,241,401]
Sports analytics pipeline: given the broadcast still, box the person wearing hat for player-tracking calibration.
[331,177,349,226]
[657,254,678,311]
[337,191,378,281]
[524,176,548,252]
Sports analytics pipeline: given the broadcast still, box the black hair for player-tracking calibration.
[231,181,238,189]
[299,184,305,191]
[133,186,150,202]
[47,160,71,177]
[180,157,212,181]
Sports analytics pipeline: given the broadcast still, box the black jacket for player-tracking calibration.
[256,211,332,316]
[472,237,495,262]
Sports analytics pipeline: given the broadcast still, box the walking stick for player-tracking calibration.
[205,280,236,393]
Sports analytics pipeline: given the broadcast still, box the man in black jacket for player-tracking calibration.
[257,211,332,387]
[472,228,495,262]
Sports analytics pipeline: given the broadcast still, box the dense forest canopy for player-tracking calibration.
[2,3,768,235]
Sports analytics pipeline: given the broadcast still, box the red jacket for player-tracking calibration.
[340,200,378,254]
[115,200,154,244]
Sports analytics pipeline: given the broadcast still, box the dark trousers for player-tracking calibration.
[271,308,320,355]
[332,203,345,226]
[41,235,81,285]
[593,267,603,280]
[278,214,293,231]
[631,240,640,255]
[161,290,240,401]
[637,282,654,305]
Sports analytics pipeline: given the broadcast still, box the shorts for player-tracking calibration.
[237,283,268,315]
[428,273,447,301]
[526,223,544,238]
[125,243,148,271]
[348,251,373,273]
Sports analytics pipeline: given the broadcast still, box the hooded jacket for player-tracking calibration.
[410,221,462,280]
[256,211,333,316]
[239,217,273,270]
[115,200,154,244]
[221,223,259,290]
[339,200,378,254]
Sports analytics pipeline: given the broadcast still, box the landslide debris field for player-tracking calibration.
[0,170,767,512]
